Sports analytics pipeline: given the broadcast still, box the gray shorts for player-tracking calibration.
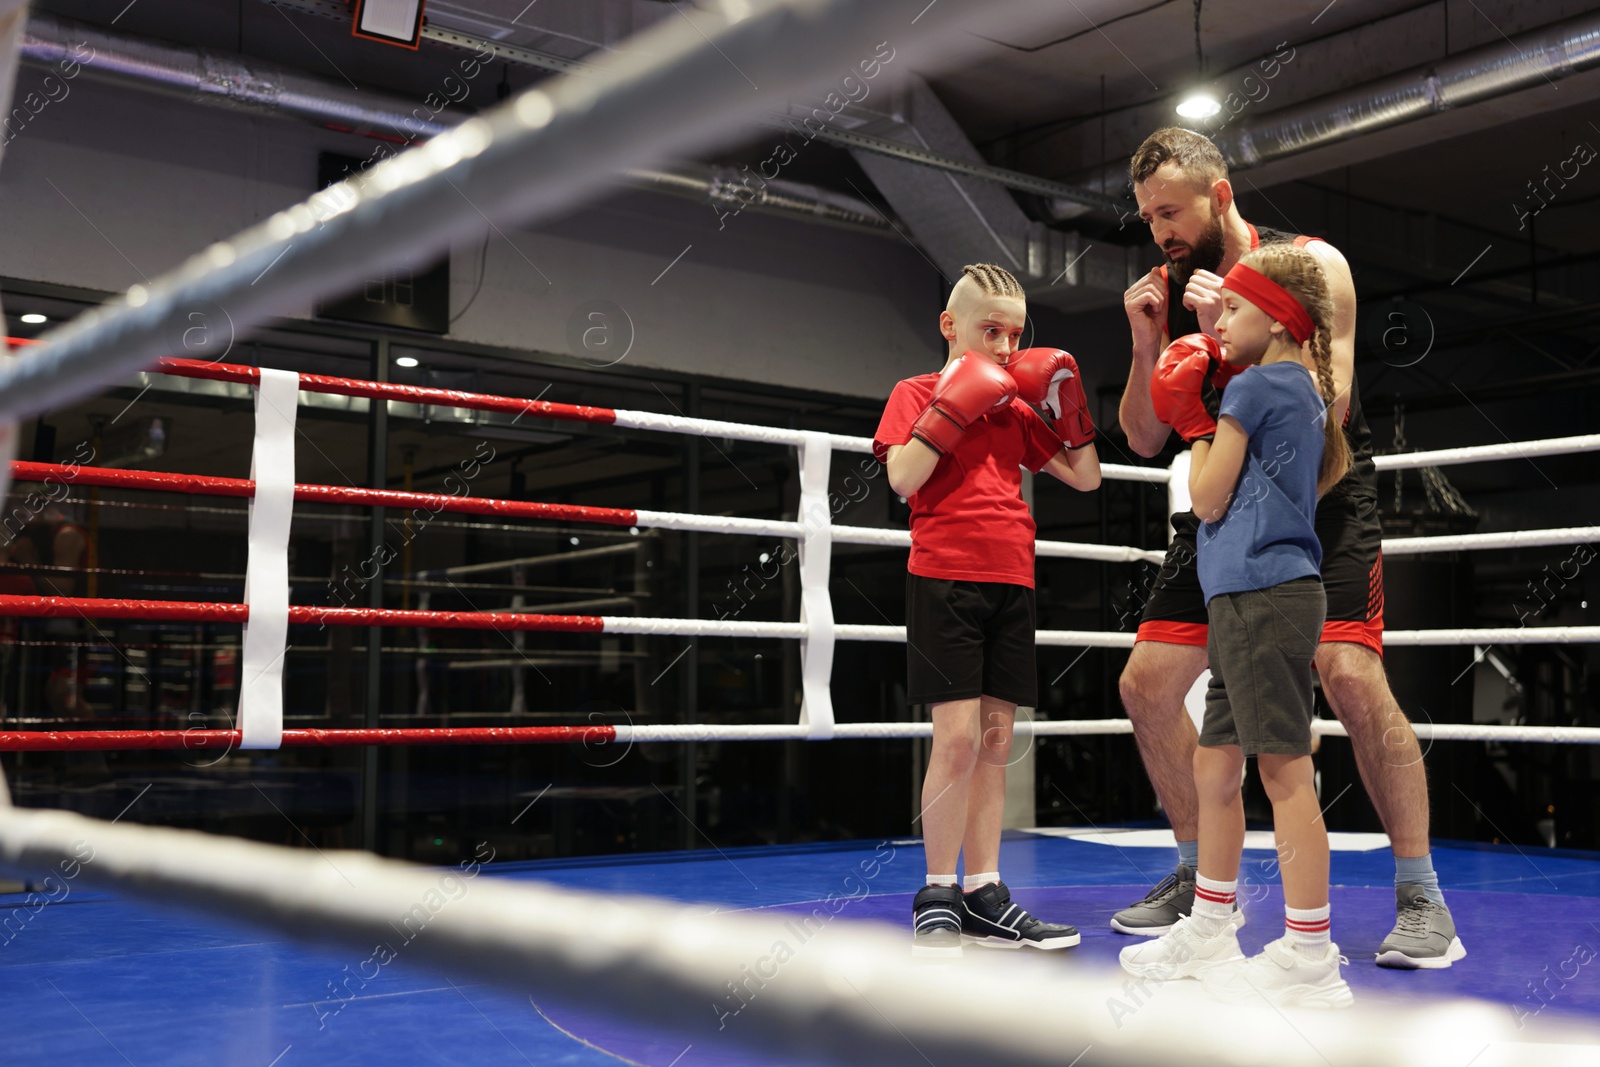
[1201,577,1325,756]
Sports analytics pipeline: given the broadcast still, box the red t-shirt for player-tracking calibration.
[873,374,1061,588]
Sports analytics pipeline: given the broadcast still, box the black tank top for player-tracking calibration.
[1163,223,1375,503]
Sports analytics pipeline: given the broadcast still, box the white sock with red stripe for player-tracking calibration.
[1190,872,1236,935]
[1285,903,1332,956]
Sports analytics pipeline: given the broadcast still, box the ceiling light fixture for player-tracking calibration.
[395,356,419,368]
[352,0,425,50]
[1176,93,1221,119]
[19,313,46,324]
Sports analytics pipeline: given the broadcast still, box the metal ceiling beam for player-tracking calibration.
[811,125,1117,211]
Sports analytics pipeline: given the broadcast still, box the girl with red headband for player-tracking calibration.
[1122,243,1354,1008]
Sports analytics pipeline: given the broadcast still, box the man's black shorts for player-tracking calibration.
[905,574,1037,707]
[1136,489,1384,654]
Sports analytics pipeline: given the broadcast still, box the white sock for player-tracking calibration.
[1285,903,1331,955]
[925,873,957,888]
[1191,872,1237,935]
[962,871,999,893]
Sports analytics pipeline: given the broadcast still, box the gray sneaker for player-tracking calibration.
[1376,885,1466,969]
[1110,865,1245,936]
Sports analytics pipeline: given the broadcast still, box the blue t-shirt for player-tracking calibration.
[1197,361,1326,602]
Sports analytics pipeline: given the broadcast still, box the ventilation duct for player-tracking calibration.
[18,12,890,237]
[1055,9,1600,218]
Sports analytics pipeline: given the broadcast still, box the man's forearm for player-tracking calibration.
[1119,344,1170,457]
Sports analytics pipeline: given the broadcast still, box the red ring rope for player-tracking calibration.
[0,726,617,750]
[156,358,619,427]
[11,461,641,527]
[0,595,607,631]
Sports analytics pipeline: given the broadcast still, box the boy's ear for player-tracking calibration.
[938,310,957,340]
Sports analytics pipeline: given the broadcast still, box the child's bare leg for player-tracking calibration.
[1195,743,1246,882]
[922,698,980,876]
[959,697,1014,877]
[1257,753,1328,910]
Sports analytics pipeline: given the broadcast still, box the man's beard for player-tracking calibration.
[1165,213,1226,293]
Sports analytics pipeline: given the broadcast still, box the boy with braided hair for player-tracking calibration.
[873,263,1100,956]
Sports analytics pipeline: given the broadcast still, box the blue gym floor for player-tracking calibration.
[5,829,1598,1065]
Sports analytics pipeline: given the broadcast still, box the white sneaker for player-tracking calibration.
[1119,915,1244,980]
[1200,936,1354,1009]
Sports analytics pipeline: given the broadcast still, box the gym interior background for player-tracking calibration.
[0,0,1595,862]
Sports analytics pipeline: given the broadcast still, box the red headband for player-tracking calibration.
[1221,263,1316,346]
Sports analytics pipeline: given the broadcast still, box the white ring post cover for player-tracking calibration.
[1165,450,1208,731]
[0,2,27,527]
[795,432,835,739]
[0,2,27,804]
[239,369,299,749]
[1166,449,1192,542]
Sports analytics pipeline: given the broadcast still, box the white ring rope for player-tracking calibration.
[594,619,1140,647]
[595,617,1595,647]
[1098,461,1173,484]
[2,808,1589,1067]
[1324,721,1600,744]
[1380,526,1599,556]
[828,525,1168,565]
[600,616,808,639]
[611,409,831,450]
[1034,540,1168,564]
[615,414,1170,485]
[1383,626,1600,645]
[610,719,1600,744]
[612,722,1138,742]
[633,509,805,540]
[1372,433,1600,470]
[474,509,1587,568]
[459,506,1585,567]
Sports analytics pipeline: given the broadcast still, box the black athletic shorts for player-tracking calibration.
[905,574,1037,707]
[1135,489,1385,655]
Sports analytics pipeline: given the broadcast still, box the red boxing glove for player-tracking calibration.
[1008,347,1096,448]
[911,352,1017,455]
[1152,333,1232,443]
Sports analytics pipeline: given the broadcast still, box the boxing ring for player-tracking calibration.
[0,356,1596,752]
[0,0,1597,1064]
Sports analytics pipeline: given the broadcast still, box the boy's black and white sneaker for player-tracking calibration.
[961,880,1080,950]
[912,884,964,958]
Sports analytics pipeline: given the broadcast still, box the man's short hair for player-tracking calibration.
[1128,127,1228,189]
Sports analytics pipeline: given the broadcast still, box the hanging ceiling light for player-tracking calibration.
[1175,0,1218,120]
[1176,92,1221,119]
